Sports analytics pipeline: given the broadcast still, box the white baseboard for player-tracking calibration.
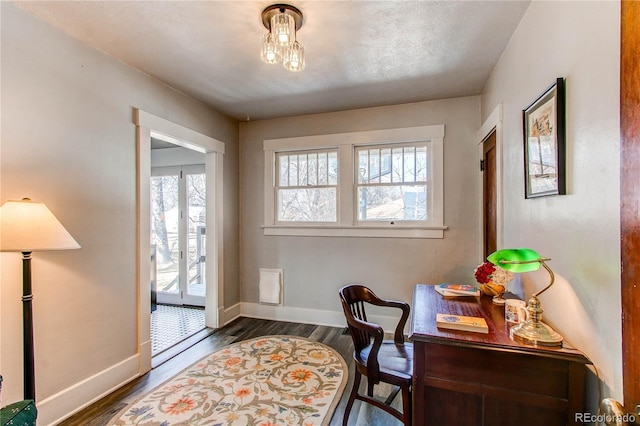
[139,338,152,374]
[238,302,403,334]
[38,354,140,426]
[223,303,241,325]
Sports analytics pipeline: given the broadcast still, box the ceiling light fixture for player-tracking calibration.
[260,4,305,72]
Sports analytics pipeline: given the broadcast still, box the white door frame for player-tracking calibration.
[476,103,504,262]
[134,108,225,373]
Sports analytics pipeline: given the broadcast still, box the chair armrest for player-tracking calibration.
[365,295,410,344]
[344,314,384,384]
[388,300,410,344]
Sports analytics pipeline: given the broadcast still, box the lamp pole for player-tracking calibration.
[22,251,36,401]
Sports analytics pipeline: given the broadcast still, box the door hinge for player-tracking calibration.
[480,159,485,172]
[180,250,183,259]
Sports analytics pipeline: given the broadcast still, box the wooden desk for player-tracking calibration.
[409,284,589,426]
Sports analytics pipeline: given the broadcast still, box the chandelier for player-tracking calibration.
[260,4,305,72]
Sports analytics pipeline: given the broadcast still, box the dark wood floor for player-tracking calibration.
[58,317,403,425]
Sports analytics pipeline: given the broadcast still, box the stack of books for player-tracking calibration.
[434,283,480,297]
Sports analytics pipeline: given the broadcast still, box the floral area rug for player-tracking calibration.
[110,336,348,425]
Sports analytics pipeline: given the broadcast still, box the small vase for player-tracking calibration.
[480,281,505,299]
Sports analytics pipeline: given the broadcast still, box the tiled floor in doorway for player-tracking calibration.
[151,304,206,356]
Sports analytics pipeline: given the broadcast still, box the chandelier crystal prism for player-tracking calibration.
[260,4,305,72]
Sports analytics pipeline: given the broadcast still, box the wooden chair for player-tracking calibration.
[339,284,413,425]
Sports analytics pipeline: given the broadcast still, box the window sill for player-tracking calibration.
[262,225,447,239]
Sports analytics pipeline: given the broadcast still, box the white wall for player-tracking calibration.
[0,3,239,423]
[151,146,206,167]
[481,0,621,405]
[239,97,481,320]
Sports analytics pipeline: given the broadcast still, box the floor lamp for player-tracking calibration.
[0,198,80,401]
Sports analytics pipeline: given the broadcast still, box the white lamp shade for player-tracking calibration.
[0,199,80,252]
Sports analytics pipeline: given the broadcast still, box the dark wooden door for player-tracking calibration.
[621,0,640,412]
[483,130,497,258]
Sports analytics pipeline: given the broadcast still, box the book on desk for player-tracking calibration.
[434,283,480,297]
[436,313,489,333]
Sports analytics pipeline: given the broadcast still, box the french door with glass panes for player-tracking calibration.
[150,165,206,306]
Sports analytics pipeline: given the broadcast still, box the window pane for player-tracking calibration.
[278,188,337,222]
[299,154,310,186]
[288,156,298,186]
[279,150,337,188]
[279,154,289,186]
[357,147,395,183]
[357,185,427,221]
[358,150,368,183]
[318,152,328,185]
[404,146,416,182]
[369,149,380,183]
[380,148,392,183]
[186,173,206,298]
[150,175,179,294]
[328,151,338,185]
[416,146,428,181]
[392,147,403,182]
[308,153,318,186]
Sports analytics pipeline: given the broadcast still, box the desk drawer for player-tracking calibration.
[420,342,571,399]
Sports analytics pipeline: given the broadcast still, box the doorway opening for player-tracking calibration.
[149,138,210,360]
[133,108,224,374]
[477,104,503,261]
[135,108,226,374]
[482,130,497,259]
[151,164,207,307]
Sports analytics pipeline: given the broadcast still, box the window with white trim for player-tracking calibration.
[276,149,338,222]
[264,125,446,238]
[356,142,429,224]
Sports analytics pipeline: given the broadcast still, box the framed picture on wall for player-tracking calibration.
[523,77,566,198]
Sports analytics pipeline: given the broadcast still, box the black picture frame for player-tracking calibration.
[523,78,566,198]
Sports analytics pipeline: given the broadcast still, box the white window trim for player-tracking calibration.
[263,125,447,238]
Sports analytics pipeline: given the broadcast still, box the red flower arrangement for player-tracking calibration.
[474,261,513,297]
[475,261,513,286]
[474,261,496,284]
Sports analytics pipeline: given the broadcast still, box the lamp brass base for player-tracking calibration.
[510,319,563,347]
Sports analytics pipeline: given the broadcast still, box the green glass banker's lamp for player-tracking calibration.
[487,248,563,347]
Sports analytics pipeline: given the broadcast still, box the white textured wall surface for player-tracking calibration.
[481,0,621,405]
[0,3,238,422]
[239,97,481,317]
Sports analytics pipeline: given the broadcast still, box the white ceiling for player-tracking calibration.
[13,1,531,121]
